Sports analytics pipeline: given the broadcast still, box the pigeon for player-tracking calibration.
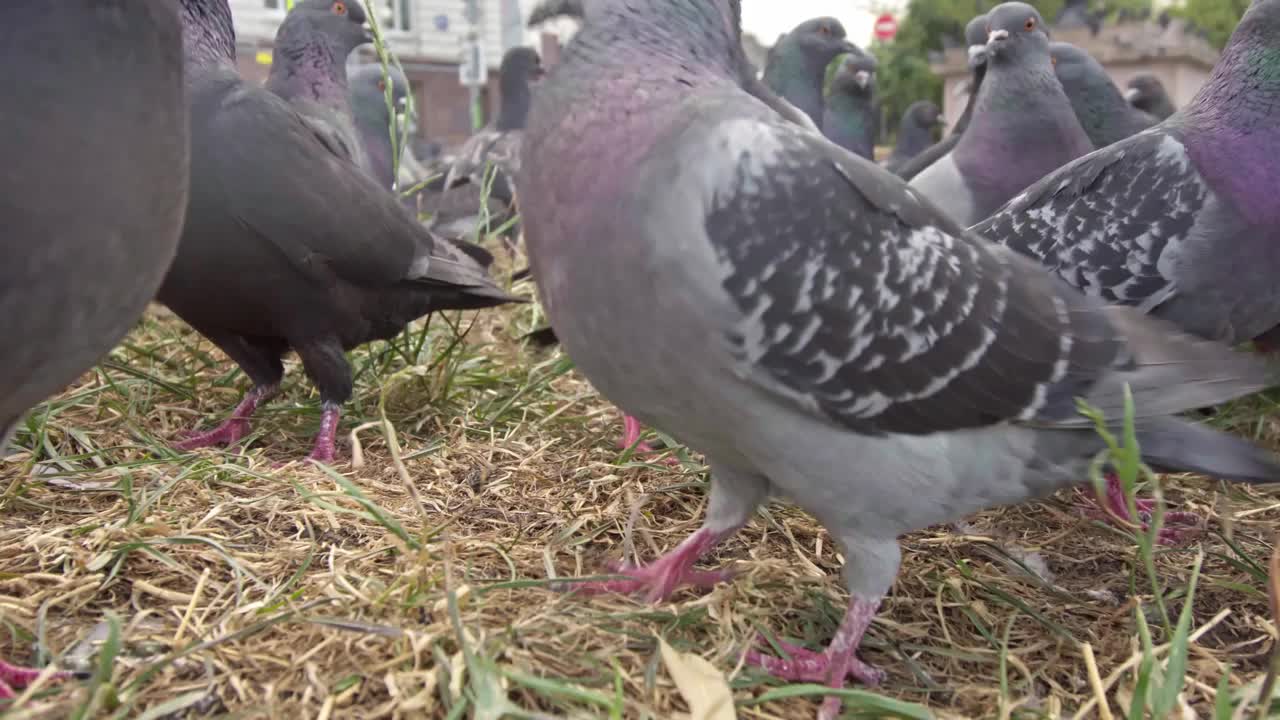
[1053,0,1105,35]
[518,1,1280,716]
[264,0,373,176]
[0,0,188,696]
[909,3,1094,226]
[165,0,523,463]
[883,100,943,174]
[762,18,863,130]
[1125,73,1177,120]
[973,0,1280,541]
[442,46,545,199]
[892,13,988,181]
[348,63,410,191]
[821,52,879,160]
[1051,42,1158,148]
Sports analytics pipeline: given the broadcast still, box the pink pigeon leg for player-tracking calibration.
[306,402,342,464]
[746,596,886,720]
[617,414,657,454]
[0,657,77,699]
[565,527,736,602]
[1076,471,1204,546]
[174,383,279,451]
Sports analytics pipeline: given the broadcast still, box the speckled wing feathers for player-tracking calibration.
[698,117,1127,436]
[974,129,1208,310]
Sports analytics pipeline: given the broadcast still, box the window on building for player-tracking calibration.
[263,0,281,8]
[378,0,412,32]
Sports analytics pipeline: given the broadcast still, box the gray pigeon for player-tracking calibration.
[1051,42,1158,148]
[165,0,522,463]
[893,13,988,181]
[762,18,863,130]
[442,46,545,198]
[518,0,1280,714]
[1125,73,1177,119]
[910,3,1095,226]
[821,52,879,160]
[883,100,943,174]
[349,63,410,191]
[973,0,1280,539]
[264,0,373,176]
[0,0,188,696]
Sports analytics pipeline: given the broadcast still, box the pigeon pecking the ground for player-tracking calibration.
[264,0,373,178]
[973,0,1280,544]
[892,13,988,181]
[821,52,879,160]
[0,0,189,697]
[1125,72,1177,120]
[883,100,943,174]
[163,0,523,464]
[762,18,863,131]
[517,0,1280,716]
[348,63,410,192]
[910,3,1095,226]
[1051,42,1159,149]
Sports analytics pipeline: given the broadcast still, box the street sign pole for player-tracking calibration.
[461,0,486,130]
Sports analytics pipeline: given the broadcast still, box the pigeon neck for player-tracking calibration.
[764,48,825,127]
[351,96,395,188]
[179,0,236,69]
[1182,29,1280,224]
[1060,68,1133,148]
[822,88,876,159]
[268,25,352,112]
[495,77,532,132]
[894,116,935,159]
[955,60,1094,198]
[949,67,985,137]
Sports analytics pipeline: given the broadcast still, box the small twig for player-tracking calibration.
[1080,642,1115,720]
[1252,532,1280,719]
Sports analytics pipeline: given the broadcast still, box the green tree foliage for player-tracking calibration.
[871,0,1150,145]
[1171,0,1249,49]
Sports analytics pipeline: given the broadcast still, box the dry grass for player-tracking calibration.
[2,269,1280,719]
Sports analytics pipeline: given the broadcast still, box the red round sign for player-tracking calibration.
[873,13,898,40]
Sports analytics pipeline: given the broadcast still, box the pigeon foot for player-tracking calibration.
[306,403,342,465]
[0,658,78,699]
[1077,471,1204,546]
[173,384,277,452]
[563,527,733,602]
[615,414,679,465]
[745,596,884,720]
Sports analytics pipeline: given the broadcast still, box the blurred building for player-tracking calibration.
[930,14,1220,130]
[229,0,533,146]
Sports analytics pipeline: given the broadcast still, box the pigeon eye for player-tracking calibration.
[1024,17,1036,31]
[332,1,346,14]
[377,79,386,91]
[817,25,831,37]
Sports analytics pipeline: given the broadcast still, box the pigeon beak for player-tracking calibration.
[362,24,375,43]
[966,44,988,70]
[1123,87,1141,102]
[985,29,1009,54]
[854,70,873,89]
[395,96,408,113]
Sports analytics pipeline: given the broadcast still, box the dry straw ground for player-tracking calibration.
[2,266,1280,720]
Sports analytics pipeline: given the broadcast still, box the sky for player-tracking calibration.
[740,1,906,46]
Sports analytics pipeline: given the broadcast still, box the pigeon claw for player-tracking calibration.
[558,527,735,603]
[0,658,77,699]
[1076,472,1206,546]
[745,637,885,687]
[173,418,252,450]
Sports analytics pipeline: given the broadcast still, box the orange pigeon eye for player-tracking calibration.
[1024,17,1036,31]
[377,79,386,91]
[817,25,831,37]
[332,2,346,15]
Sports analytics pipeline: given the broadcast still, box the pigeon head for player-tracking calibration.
[350,63,410,119]
[178,0,236,67]
[791,18,862,70]
[826,52,878,97]
[905,100,943,129]
[764,16,861,126]
[1123,73,1165,104]
[964,13,991,71]
[496,47,544,131]
[984,3,1051,67]
[280,0,373,59]
[1049,41,1104,90]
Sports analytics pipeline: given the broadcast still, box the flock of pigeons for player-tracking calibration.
[2,0,1278,715]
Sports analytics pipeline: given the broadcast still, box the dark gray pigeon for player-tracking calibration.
[349,63,410,191]
[821,52,879,160]
[165,0,522,464]
[1125,73,1177,119]
[910,3,1095,226]
[264,0,373,176]
[973,0,1280,540]
[518,0,1280,714]
[883,100,943,174]
[893,13,988,181]
[442,46,545,198]
[1052,42,1158,148]
[762,18,863,130]
[0,0,188,696]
